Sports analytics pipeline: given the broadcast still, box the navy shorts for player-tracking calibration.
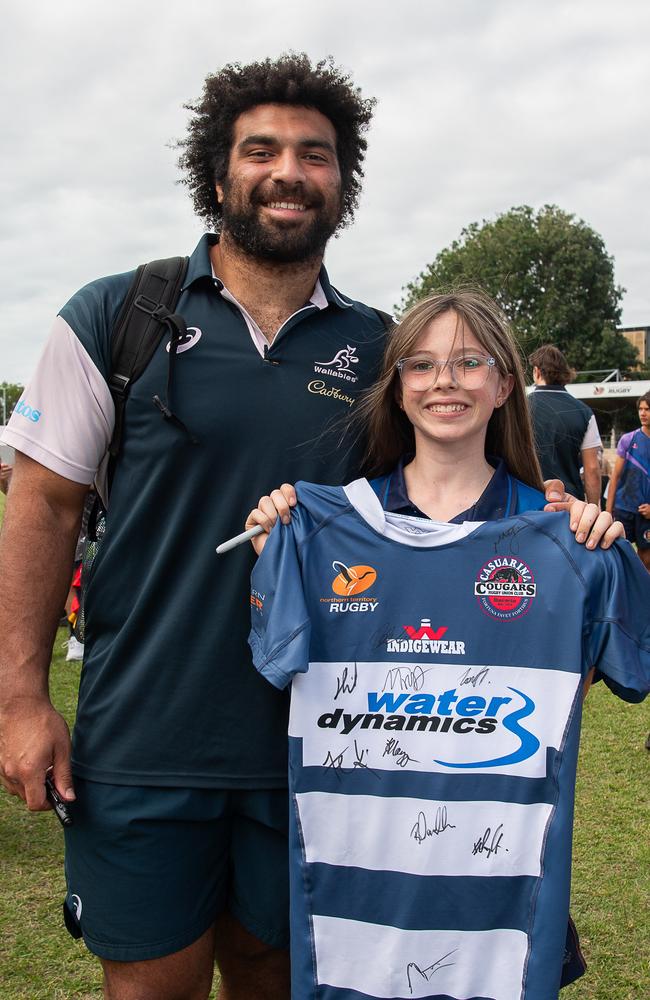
[63,779,289,962]
[614,508,650,549]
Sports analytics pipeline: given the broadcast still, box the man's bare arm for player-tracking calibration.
[581,446,602,508]
[606,455,625,515]
[0,453,89,810]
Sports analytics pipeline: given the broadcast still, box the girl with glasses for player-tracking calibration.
[242,290,647,1000]
[248,289,619,540]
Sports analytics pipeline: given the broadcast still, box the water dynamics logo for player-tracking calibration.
[434,687,540,768]
[317,685,541,768]
[474,557,537,621]
[314,345,360,382]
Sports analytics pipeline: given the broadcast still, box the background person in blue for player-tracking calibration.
[606,391,650,571]
[245,288,637,997]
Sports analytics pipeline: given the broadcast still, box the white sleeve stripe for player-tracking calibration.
[3,315,114,481]
[582,414,602,451]
[0,427,97,483]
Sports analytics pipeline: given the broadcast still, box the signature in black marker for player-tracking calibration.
[493,524,527,555]
[406,949,457,994]
[352,739,381,779]
[410,807,456,844]
[322,748,347,781]
[370,623,400,649]
[383,737,419,768]
[335,662,358,699]
[459,666,489,688]
[382,665,430,692]
[472,823,506,858]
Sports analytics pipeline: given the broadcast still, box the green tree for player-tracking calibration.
[1,383,24,423]
[400,205,638,374]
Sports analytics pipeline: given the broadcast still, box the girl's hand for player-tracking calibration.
[245,484,297,555]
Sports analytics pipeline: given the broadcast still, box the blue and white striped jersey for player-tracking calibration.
[249,479,650,1000]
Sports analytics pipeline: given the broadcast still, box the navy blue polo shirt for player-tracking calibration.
[370,457,545,520]
[36,235,389,788]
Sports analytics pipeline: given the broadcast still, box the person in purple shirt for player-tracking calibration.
[607,391,650,571]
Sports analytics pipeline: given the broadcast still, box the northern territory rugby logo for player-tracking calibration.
[321,560,379,613]
[331,561,376,596]
[474,557,536,621]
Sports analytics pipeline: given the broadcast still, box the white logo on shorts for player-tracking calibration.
[70,894,83,920]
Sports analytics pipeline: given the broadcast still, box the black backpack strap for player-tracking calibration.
[108,256,189,462]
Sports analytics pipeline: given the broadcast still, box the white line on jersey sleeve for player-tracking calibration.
[1,316,114,483]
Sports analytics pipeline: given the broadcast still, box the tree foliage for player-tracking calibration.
[400,205,637,374]
[0,383,24,423]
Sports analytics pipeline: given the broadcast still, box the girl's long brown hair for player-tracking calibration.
[355,288,544,490]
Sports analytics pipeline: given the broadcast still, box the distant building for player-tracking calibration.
[619,325,649,366]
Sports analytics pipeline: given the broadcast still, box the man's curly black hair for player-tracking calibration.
[177,53,376,233]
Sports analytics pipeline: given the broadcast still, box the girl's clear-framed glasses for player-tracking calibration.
[396,353,497,391]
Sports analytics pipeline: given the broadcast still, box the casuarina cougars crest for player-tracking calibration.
[474,556,537,621]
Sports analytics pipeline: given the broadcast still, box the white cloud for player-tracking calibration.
[2,0,649,380]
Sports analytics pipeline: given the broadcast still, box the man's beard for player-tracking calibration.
[220,180,342,264]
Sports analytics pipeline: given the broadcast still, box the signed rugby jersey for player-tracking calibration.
[249,479,650,1000]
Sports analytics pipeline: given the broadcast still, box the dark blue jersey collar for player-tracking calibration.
[371,456,516,522]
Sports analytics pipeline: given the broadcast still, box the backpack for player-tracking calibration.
[75,256,189,641]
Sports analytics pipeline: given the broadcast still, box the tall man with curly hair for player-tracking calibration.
[0,55,388,1000]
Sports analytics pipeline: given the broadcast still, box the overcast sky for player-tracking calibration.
[2,0,648,382]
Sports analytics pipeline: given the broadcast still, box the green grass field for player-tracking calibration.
[0,486,648,997]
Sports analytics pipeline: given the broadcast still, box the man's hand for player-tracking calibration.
[638,503,650,519]
[0,696,74,810]
[0,453,88,813]
[542,480,623,549]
